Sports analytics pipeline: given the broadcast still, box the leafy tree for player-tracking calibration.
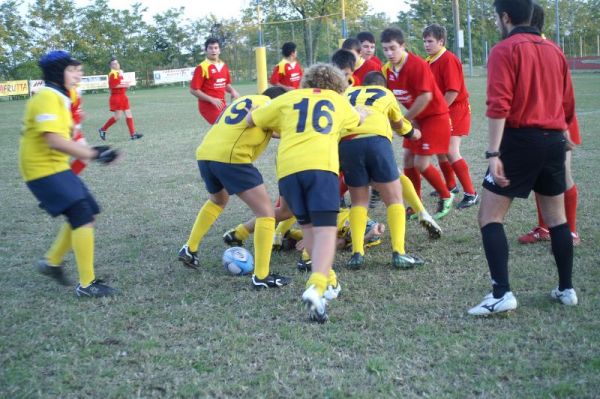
[0,0,31,79]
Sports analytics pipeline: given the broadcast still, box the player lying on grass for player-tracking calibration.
[177,86,291,289]
[21,50,121,298]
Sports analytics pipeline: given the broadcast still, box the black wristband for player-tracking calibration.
[404,128,415,139]
[485,151,501,159]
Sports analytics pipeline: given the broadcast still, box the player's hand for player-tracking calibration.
[93,145,121,165]
[409,128,422,141]
[489,157,509,187]
[355,105,371,123]
[211,97,225,110]
[230,90,240,100]
[564,130,576,151]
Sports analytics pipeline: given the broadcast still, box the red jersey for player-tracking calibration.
[369,56,383,69]
[191,60,232,100]
[383,53,449,122]
[486,27,575,130]
[427,48,469,106]
[69,87,83,126]
[353,57,380,87]
[270,59,303,89]
[108,69,126,95]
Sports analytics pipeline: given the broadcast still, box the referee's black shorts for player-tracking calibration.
[482,128,566,199]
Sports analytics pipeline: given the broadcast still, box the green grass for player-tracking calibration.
[1,74,599,398]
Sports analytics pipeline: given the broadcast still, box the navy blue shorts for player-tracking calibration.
[26,170,100,218]
[482,128,566,198]
[278,170,339,226]
[339,136,400,187]
[198,161,264,195]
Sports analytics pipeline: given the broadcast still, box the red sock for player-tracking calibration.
[101,116,117,131]
[534,193,547,229]
[404,167,421,198]
[422,165,450,199]
[564,185,578,233]
[126,117,136,135]
[71,160,87,175]
[452,158,476,195]
[439,160,456,190]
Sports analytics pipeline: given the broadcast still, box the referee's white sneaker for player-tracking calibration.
[551,287,578,306]
[468,291,517,316]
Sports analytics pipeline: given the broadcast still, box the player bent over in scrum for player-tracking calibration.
[178,87,291,289]
[247,64,364,323]
[340,71,425,269]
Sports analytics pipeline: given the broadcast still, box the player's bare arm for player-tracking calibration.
[404,92,432,121]
[487,117,509,187]
[444,90,459,107]
[44,133,98,160]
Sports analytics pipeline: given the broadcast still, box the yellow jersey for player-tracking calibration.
[342,85,412,140]
[196,95,273,163]
[252,88,360,179]
[19,87,73,182]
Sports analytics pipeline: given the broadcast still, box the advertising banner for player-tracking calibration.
[153,67,195,84]
[0,80,29,97]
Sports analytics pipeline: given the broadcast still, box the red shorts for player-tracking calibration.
[199,99,226,125]
[109,94,130,111]
[403,113,451,155]
[449,101,471,136]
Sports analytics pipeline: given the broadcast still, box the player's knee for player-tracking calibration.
[64,199,96,229]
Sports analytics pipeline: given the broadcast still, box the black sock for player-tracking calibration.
[481,223,510,298]
[549,223,573,290]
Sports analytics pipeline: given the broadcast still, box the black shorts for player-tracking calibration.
[198,161,263,195]
[482,128,566,198]
[339,135,400,187]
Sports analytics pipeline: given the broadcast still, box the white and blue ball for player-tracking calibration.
[222,247,254,275]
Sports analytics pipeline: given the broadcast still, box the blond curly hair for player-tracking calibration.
[301,63,348,94]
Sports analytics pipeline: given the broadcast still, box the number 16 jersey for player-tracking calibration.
[251,88,360,179]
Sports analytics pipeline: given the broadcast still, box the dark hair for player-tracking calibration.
[331,49,356,72]
[363,71,386,86]
[381,28,405,45]
[281,42,296,57]
[493,0,533,25]
[530,2,544,32]
[357,31,376,44]
[262,86,286,99]
[204,37,221,50]
[341,38,361,53]
[423,24,447,43]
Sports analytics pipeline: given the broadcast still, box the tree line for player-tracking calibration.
[1,0,598,83]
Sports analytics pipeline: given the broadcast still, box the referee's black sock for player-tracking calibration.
[481,223,510,298]
[549,223,573,290]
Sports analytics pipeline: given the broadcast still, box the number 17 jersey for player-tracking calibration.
[251,88,360,179]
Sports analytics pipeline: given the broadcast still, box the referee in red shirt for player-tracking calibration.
[468,0,578,315]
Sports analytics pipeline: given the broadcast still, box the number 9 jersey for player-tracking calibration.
[196,95,273,164]
[251,88,360,179]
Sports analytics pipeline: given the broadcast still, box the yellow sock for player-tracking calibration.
[275,216,296,235]
[46,223,72,266]
[71,226,95,287]
[350,206,368,255]
[187,200,223,252]
[327,269,338,288]
[234,223,250,241]
[301,249,311,261]
[387,203,406,254]
[306,272,328,296]
[289,228,303,241]
[401,174,424,213]
[254,217,275,279]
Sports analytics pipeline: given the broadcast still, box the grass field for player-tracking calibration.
[1,75,599,398]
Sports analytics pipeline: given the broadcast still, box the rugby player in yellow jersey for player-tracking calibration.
[340,71,427,269]
[177,86,291,289]
[20,50,120,298]
[247,63,363,323]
